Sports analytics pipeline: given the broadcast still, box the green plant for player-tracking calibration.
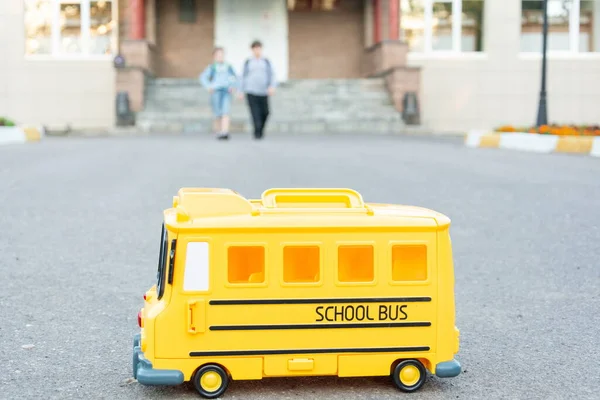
[0,117,16,127]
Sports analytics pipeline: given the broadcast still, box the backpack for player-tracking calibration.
[243,58,272,82]
[209,63,236,82]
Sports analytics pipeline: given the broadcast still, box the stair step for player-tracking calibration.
[142,104,398,114]
[139,77,405,134]
[149,78,386,86]
[137,111,402,122]
[137,118,405,135]
[145,90,392,101]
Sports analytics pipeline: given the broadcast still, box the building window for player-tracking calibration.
[25,0,117,57]
[228,246,265,284]
[338,245,374,283]
[179,0,197,23]
[431,1,454,51]
[401,0,485,53]
[283,246,320,283]
[90,1,115,54]
[60,2,83,54]
[521,0,600,53]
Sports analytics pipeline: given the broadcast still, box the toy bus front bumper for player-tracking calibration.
[132,334,184,386]
[435,359,462,378]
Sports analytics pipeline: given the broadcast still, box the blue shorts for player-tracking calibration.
[211,89,232,117]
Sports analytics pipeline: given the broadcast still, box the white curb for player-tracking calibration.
[0,126,45,146]
[466,131,600,157]
[591,138,600,158]
[499,133,558,153]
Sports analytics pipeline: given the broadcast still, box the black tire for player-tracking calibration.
[391,359,427,392]
[193,364,229,399]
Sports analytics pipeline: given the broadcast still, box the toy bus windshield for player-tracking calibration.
[156,224,168,299]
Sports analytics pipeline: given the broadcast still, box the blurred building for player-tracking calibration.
[1,0,599,132]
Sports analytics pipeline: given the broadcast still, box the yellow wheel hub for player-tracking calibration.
[200,371,222,393]
[399,365,421,387]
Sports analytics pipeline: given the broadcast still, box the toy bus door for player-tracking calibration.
[181,241,210,336]
[156,238,212,359]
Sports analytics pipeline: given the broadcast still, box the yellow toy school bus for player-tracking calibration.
[132,188,461,398]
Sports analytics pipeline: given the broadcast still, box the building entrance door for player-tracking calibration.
[215,0,289,82]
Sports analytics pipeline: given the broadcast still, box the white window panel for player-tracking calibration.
[183,242,210,292]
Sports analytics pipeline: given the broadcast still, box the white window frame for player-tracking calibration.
[405,0,485,55]
[520,0,600,55]
[25,0,119,60]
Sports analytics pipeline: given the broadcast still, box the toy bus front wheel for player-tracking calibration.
[193,364,230,399]
[391,359,427,392]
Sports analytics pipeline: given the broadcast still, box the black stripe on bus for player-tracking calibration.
[209,297,431,306]
[190,346,430,357]
[209,322,431,331]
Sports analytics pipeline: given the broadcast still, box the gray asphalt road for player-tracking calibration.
[1,134,599,400]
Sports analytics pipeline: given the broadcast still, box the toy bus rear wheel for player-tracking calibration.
[391,359,427,392]
[193,364,229,399]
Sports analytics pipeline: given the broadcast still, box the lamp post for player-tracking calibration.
[536,0,549,127]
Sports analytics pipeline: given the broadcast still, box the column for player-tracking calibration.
[145,0,156,45]
[365,0,374,47]
[389,0,399,40]
[130,0,146,40]
[117,0,151,116]
[373,0,382,43]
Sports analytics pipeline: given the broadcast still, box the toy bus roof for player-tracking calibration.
[164,188,450,231]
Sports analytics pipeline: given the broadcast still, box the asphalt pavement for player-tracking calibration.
[1,133,599,400]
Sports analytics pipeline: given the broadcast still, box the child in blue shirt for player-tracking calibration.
[199,47,237,140]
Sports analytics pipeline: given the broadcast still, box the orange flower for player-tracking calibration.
[497,125,516,133]
[499,124,600,136]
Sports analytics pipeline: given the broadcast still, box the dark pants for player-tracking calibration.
[246,94,270,138]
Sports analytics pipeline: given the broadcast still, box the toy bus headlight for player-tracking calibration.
[138,310,143,328]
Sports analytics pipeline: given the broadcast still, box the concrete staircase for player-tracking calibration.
[136,78,406,134]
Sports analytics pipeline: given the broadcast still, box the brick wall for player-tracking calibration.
[363,40,408,77]
[385,67,420,112]
[116,68,145,111]
[148,0,365,79]
[362,40,420,114]
[155,0,215,78]
[288,0,364,79]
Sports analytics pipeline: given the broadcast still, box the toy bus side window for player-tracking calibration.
[283,245,321,283]
[182,242,210,292]
[391,244,428,282]
[337,244,375,284]
[227,245,265,284]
